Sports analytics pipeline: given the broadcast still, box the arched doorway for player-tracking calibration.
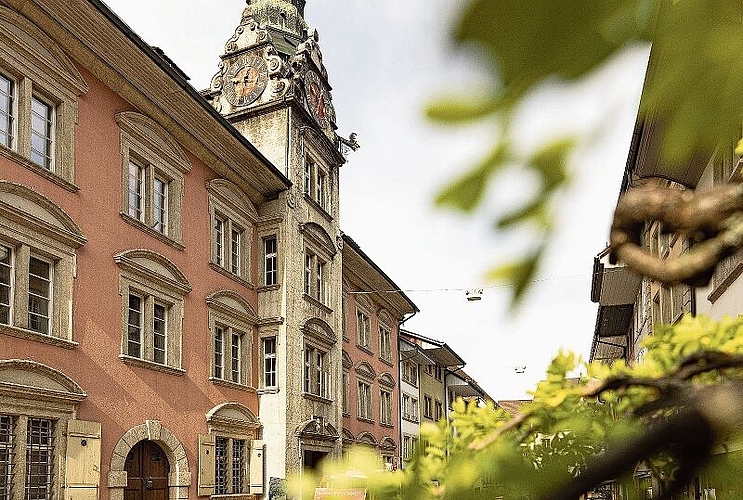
[124,441,170,500]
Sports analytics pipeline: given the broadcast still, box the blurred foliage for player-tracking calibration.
[292,316,743,499]
[430,0,743,306]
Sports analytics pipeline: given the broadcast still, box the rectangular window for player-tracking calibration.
[263,236,277,286]
[27,257,51,335]
[380,327,391,361]
[0,415,12,500]
[424,395,433,419]
[127,161,145,221]
[411,398,419,421]
[230,229,241,275]
[304,160,312,194]
[231,332,241,383]
[304,253,312,296]
[357,381,372,420]
[435,400,443,421]
[127,294,143,358]
[25,418,53,500]
[213,217,225,267]
[214,326,224,379]
[153,176,168,234]
[315,260,324,302]
[0,245,11,325]
[316,171,326,208]
[153,303,167,365]
[402,394,410,420]
[232,439,245,493]
[356,310,370,349]
[263,337,276,388]
[303,346,328,398]
[380,390,392,425]
[0,74,14,149]
[215,436,227,495]
[30,96,53,169]
[342,371,349,414]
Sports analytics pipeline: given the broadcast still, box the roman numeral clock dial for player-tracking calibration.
[224,55,268,107]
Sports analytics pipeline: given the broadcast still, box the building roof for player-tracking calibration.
[400,329,465,368]
[497,399,531,417]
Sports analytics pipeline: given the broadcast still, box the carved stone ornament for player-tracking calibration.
[224,53,269,107]
[336,235,343,251]
[287,190,297,208]
[224,7,271,56]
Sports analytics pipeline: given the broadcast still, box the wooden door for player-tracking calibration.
[124,441,170,500]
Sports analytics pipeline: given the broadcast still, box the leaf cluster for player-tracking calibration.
[292,316,743,499]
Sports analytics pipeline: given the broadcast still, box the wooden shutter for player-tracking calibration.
[65,420,101,500]
[198,433,216,496]
[249,440,265,495]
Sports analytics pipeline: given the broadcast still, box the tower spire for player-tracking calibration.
[246,0,308,40]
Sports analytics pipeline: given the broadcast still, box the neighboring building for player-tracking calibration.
[340,234,417,470]
[0,1,291,499]
[398,336,433,468]
[446,368,495,414]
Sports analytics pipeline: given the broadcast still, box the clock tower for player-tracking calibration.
[204,0,352,487]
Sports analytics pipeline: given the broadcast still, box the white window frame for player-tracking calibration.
[116,250,190,375]
[303,344,329,399]
[357,380,373,421]
[207,294,255,389]
[29,94,54,170]
[356,309,371,351]
[379,326,391,362]
[303,250,328,305]
[262,336,277,388]
[117,112,189,247]
[380,389,393,426]
[303,155,331,213]
[0,72,14,150]
[262,235,278,286]
[0,9,87,187]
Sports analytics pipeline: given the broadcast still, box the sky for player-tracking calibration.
[101,0,650,399]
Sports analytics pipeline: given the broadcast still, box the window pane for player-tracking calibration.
[0,74,13,149]
[127,161,144,220]
[153,303,166,364]
[0,415,13,500]
[264,237,277,286]
[263,337,276,387]
[25,418,53,500]
[231,332,240,383]
[153,177,167,233]
[28,257,51,335]
[30,97,53,169]
[214,326,223,379]
[304,254,312,295]
[215,437,227,495]
[230,228,240,275]
[232,439,245,493]
[127,294,142,358]
[213,217,224,266]
[0,245,11,325]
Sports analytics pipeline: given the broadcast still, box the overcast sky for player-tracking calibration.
[101,0,650,399]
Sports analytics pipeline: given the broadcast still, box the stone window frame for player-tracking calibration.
[301,318,337,402]
[378,372,395,427]
[207,179,257,286]
[257,221,281,292]
[355,300,372,353]
[303,152,331,216]
[341,350,352,416]
[0,7,88,190]
[117,112,190,249]
[0,360,94,500]
[115,249,191,376]
[0,181,86,347]
[378,310,393,364]
[206,290,258,391]
[300,223,336,310]
[197,404,263,499]
[355,362,376,423]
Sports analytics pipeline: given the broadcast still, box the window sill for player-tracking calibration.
[210,377,257,393]
[303,193,333,222]
[342,411,351,418]
[356,416,375,424]
[120,355,185,376]
[357,345,374,356]
[210,494,253,500]
[302,293,332,313]
[257,284,281,293]
[0,146,79,192]
[258,387,280,395]
[342,335,350,342]
[379,356,394,367]
[302,392,333,404]
[402,416,419,424]
[380,422,394,428]
[120,213,185,250]
[208,262,255,289]
[0,323,77,348]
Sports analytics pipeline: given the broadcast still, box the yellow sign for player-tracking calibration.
[313,488,367,500]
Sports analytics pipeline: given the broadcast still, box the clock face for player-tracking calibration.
[225,55,268,107]
[304,71,333,126]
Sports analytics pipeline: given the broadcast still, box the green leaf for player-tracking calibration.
[496,198,552,230]
[528,138,575,191]
[486,246,543,306]
[435,142,509,212]
[426,94,501,124]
